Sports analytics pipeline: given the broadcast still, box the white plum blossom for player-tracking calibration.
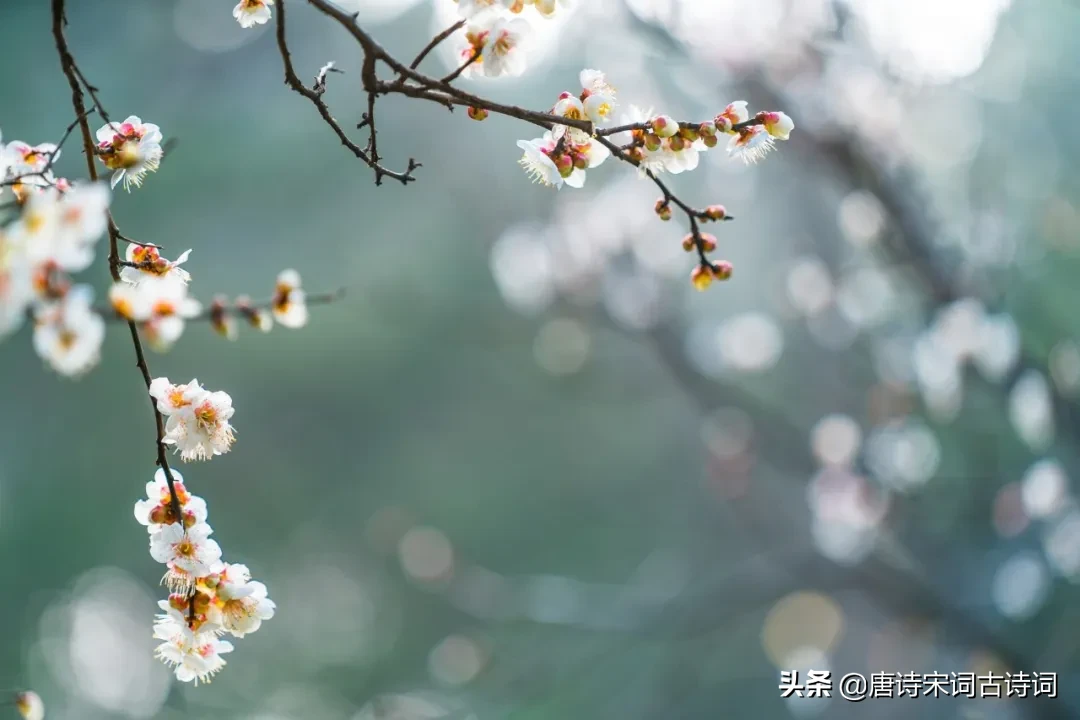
[233,0,273,28]
[517,135,564,187]
[109,276,201,350]
[714,101,750,133]
[5,140,59,178]
[14,691,45,720]
[579,69,617,124]
[9,184,110,274]
[460,14,529,78]
[149,377,204,415]
[154,632,234,685]
[150,522,223,591]
[134,467,207,531]
[659,137,706,174]
[95,116,163,191]
[516,130,610,189]
[32,285,105,377]
[763,111,795,140]
[120,244,192,287]
[272,269,308,328]
[727,125,775,165]
[153,600,222,648]
[149,377,237,462]
[203,564,277,638]
[0,229,33,339]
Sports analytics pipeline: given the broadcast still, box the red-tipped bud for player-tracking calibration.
[651,115,679,138]
[557,91,574,100]
[680,232,717,252]
[467,106,488,121]
[702,205,727,221]
[572,152,588,170]
[711,260,733,280]
[655,199,672,221]
[149,505,170,525]
[554,153,575,178]
[714,114,733,134]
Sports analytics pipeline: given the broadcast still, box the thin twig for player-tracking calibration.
[439,51,479,84]
[51,0,182,524]
[410,19,465,70]
[275,0,419,185]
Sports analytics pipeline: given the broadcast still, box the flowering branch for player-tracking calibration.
[271,0,793,289]
[0,0,354,693]
[50,0,183,524]
[1,0,796,702]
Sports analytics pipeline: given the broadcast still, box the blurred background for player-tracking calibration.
[2,0,1080,717]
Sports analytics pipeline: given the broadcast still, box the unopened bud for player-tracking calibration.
[699,232,718,252]
[711,260,734,280]
[554,153,575,178]
[655,199,672,221]
[690,265,714,291]
[714,114,733,134]
[698,122,717,138]
[183,509,198,528]
[557,90,574,100]
[702,134,718,148]
[467,106,488,121]
[644,133,662,152]
[651,115,679,138]
[702,204,727,221]
[149,505,170,525]
[193,592,212,614]
[572,152,588,170]
[668,135,686,152]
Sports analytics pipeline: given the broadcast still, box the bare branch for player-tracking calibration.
[275,0,419,185]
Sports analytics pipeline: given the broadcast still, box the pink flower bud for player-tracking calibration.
[655,198,672,221]
[651,115,679,138]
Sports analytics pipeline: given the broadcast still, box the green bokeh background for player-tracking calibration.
[3,1,1080,718]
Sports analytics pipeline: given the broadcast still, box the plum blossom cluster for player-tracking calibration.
[109,243,199,351]
[511,83,793,288]
[150,378,236,462]
[137,466,275,684]
[446,0,571,80]
[1,128,111,375]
